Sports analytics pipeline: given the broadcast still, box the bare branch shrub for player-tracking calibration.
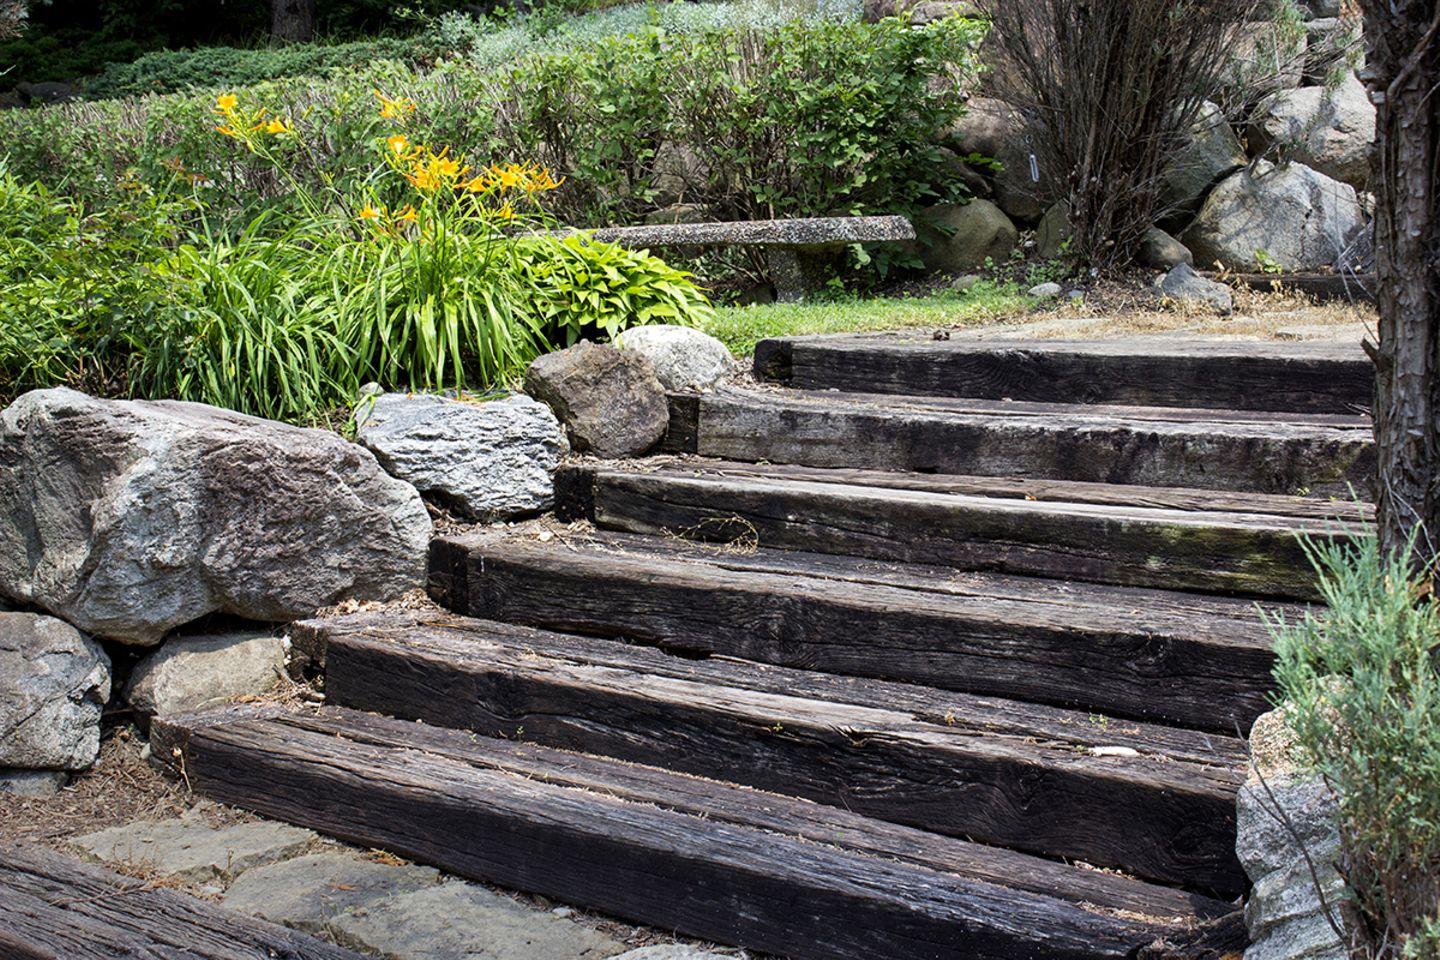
[975,0,1264,271]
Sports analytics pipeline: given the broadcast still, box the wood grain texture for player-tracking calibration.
[754,335,1372,414]
[429,529,1282,731]
[563,464,1346,600]
[0,841,366,960]
[305,610,1247,893]
[647,455,1375,522]
[153,706,1246,960]
[685,387,1374,496]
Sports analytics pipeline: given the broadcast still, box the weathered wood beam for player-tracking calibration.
[755,335,1372,415]
[300,610,1248,893]
[0,841,367,960]
[152,705,1246,960]
[559,464,1347,600]
[677,387,1373,496]
[429,530,1284,731]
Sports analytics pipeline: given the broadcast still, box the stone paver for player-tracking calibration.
[613,947,732,959]
[73,816,316,882]
[223,852,441,937]
[329,881,624,960]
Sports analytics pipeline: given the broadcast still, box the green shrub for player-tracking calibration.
[0,167,188,397]
[87,38,426,100]
[138,234,361,423]
[1269,534,1440,959]
[517,234,715,345]
[0,13,984,236]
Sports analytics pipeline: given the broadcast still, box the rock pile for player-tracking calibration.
[930,4,1371,275]
[0,389,432,646]
[0,324,732,792]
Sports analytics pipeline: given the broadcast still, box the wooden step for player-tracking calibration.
[635,459,1375,523]
[152,705,1246,960]
[553,461,1354,600]
[430,528,1287,731]
[294,610,1248,892]
[0,841,367,960]
[754,334,1372,414]
[664,387,1373,496]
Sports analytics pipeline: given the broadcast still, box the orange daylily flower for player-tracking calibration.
[374,89,417,120]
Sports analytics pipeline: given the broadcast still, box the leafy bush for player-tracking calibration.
[139,234,360,422]
[450,13,987,226]
[0,167,188,397]
[517,234,715,345]
[1269,534,1440,959]
[87,37,426,100]
[0,12,983,237]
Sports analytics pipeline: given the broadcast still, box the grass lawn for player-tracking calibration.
[699,282,1032,355]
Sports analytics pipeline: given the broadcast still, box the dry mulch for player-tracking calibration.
[0,725,207,844]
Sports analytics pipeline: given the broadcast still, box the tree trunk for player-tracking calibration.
[1359,1,1440,569]
[271,0,316,43]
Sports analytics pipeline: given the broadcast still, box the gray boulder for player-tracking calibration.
[0,769,70,796]
[1035,201,1072,259]
[124,630,286,718]
[1237,709,1347,960]
[947,98,1054,223]
[16,81,79,105]
[0,612,110,772]
[1138,227,1194,269]
[1252,71,1375,189]
[1181,161,1365,271]
[1159,102,1247,230]
[616,325,735,392]
[356,392,567,521]
[524,342,669,458]
[1158,262,1233,315]
[1028,282,1064,299]
[0,389,431,646]
[916,200,1018,274]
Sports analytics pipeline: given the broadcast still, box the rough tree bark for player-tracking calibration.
[271,0,316,43]
[1359,2,1440,568]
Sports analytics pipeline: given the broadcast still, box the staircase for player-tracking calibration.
[156,332,1373,960]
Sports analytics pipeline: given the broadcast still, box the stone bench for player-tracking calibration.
[579,215,917,302]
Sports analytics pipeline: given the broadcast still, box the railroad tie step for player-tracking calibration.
[754,334,1371,415]
[293,609,1249,894]
[551,461,1358,601]
[662,387,1374,496]
[0,841,368,960]
[431,528,1287,731]
[152,704,1247,960]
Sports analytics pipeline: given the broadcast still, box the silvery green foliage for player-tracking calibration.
[441,0,863,72]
